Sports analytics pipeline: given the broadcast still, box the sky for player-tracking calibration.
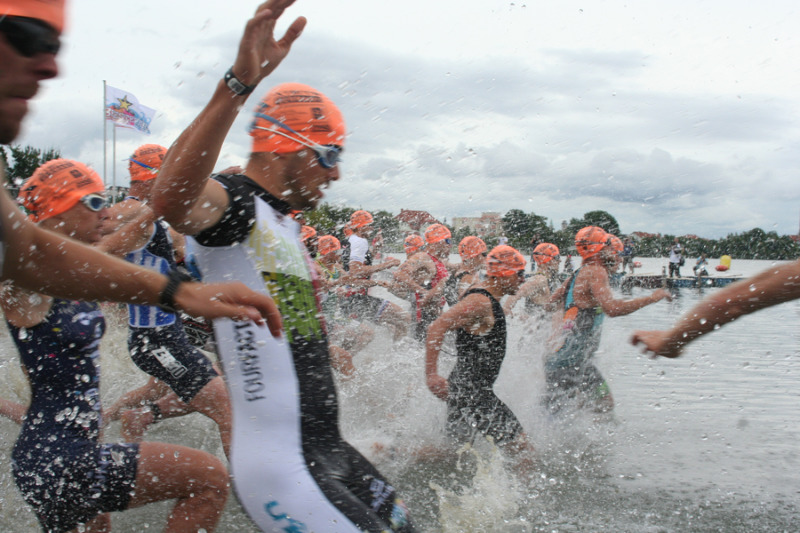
[14,0,800,239]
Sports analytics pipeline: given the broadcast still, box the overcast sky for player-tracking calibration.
[15,0,800,238]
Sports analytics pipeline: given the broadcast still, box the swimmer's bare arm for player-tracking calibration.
[96,204,156,257]
[2,190,281,327]
[588,266,671,317]
[104,199,147,234]
[347,256,401,278]
[420,273,449,308]
[151,1,306,234]
[503,277,546,316]
[0,396,26,425]
[393,254,432,295]
[632,259,800,358]
[425,293,491,400]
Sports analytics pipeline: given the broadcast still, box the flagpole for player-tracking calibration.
[102,80,107,186]
[112,125,117,197]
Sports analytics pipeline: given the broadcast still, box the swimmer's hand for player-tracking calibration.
[175,281,283,336]
[233,0,307,88]
[652,288,673,302]
[630,330,684,359]
[426,374,449,401]
[383,257,401,269]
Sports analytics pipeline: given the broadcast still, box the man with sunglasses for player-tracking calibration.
[0,1,282,327]
[151,2,414,531]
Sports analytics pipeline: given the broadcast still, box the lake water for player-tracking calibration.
[1,257,798,532]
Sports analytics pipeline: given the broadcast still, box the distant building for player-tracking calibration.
[630,231,660,241]
[395,209,441,233]
[452,212,503,239]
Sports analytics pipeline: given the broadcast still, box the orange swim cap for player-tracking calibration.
[129,144,167,181]
[575,226,609,259]
[250,83,346,154]
[19,159,104,222]
[349,210,373,230]
[532,242,560,265]
[300,225,317,242]
[607,235,623,254]
[404,234,425,255]
[486,245,526,277]
[424,224,451,244]
[458,236,487,259]
[0,0,66,33]
[318,235,341,256]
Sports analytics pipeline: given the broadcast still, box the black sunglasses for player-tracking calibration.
[0,16,61,58]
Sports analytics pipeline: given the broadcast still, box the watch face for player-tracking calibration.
[225,69,252,95]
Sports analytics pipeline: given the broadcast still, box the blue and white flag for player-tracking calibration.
[104,85,156,134]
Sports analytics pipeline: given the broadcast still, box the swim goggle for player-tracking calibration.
[80,194,108,212]
[0,16,60,58]
[129,158,159,174]
[250,113,342,169]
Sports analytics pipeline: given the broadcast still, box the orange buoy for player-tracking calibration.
[715,264,729,272]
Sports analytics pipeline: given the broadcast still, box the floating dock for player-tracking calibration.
[618,272,745,290]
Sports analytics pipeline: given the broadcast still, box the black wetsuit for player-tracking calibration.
[447,288,524,445]
[190,174,414,533]
[443,271,470,307]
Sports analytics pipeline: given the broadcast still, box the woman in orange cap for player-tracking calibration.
[4,159,229,533]
[544,227,671,417]
[394,223,454,341]
[443,235,487,307]
[341,209,409,341]
[97,145,238,466]
[403,233,425,258]
[503,242,561,317]
[312,234,376,377]
[425,245,536,473]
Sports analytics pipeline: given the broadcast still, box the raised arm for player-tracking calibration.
[151,0,306,234]
[632,259,800,358]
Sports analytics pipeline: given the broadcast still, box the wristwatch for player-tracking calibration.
[224,67,256,96]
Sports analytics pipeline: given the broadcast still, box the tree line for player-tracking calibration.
[498,208,799,261]
[3,145,798,261]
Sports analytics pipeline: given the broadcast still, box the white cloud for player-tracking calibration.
[12,0,800,239]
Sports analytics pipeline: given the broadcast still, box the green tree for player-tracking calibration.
[305,203,354,238]
[452,225,473,249]
[1,145,61,190]
[502,209,552,251]
[582,210,620,236]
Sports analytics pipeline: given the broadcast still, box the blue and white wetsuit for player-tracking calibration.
[124,203,218,402]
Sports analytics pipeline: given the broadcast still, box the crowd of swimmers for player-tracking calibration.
[1,1,799,532]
